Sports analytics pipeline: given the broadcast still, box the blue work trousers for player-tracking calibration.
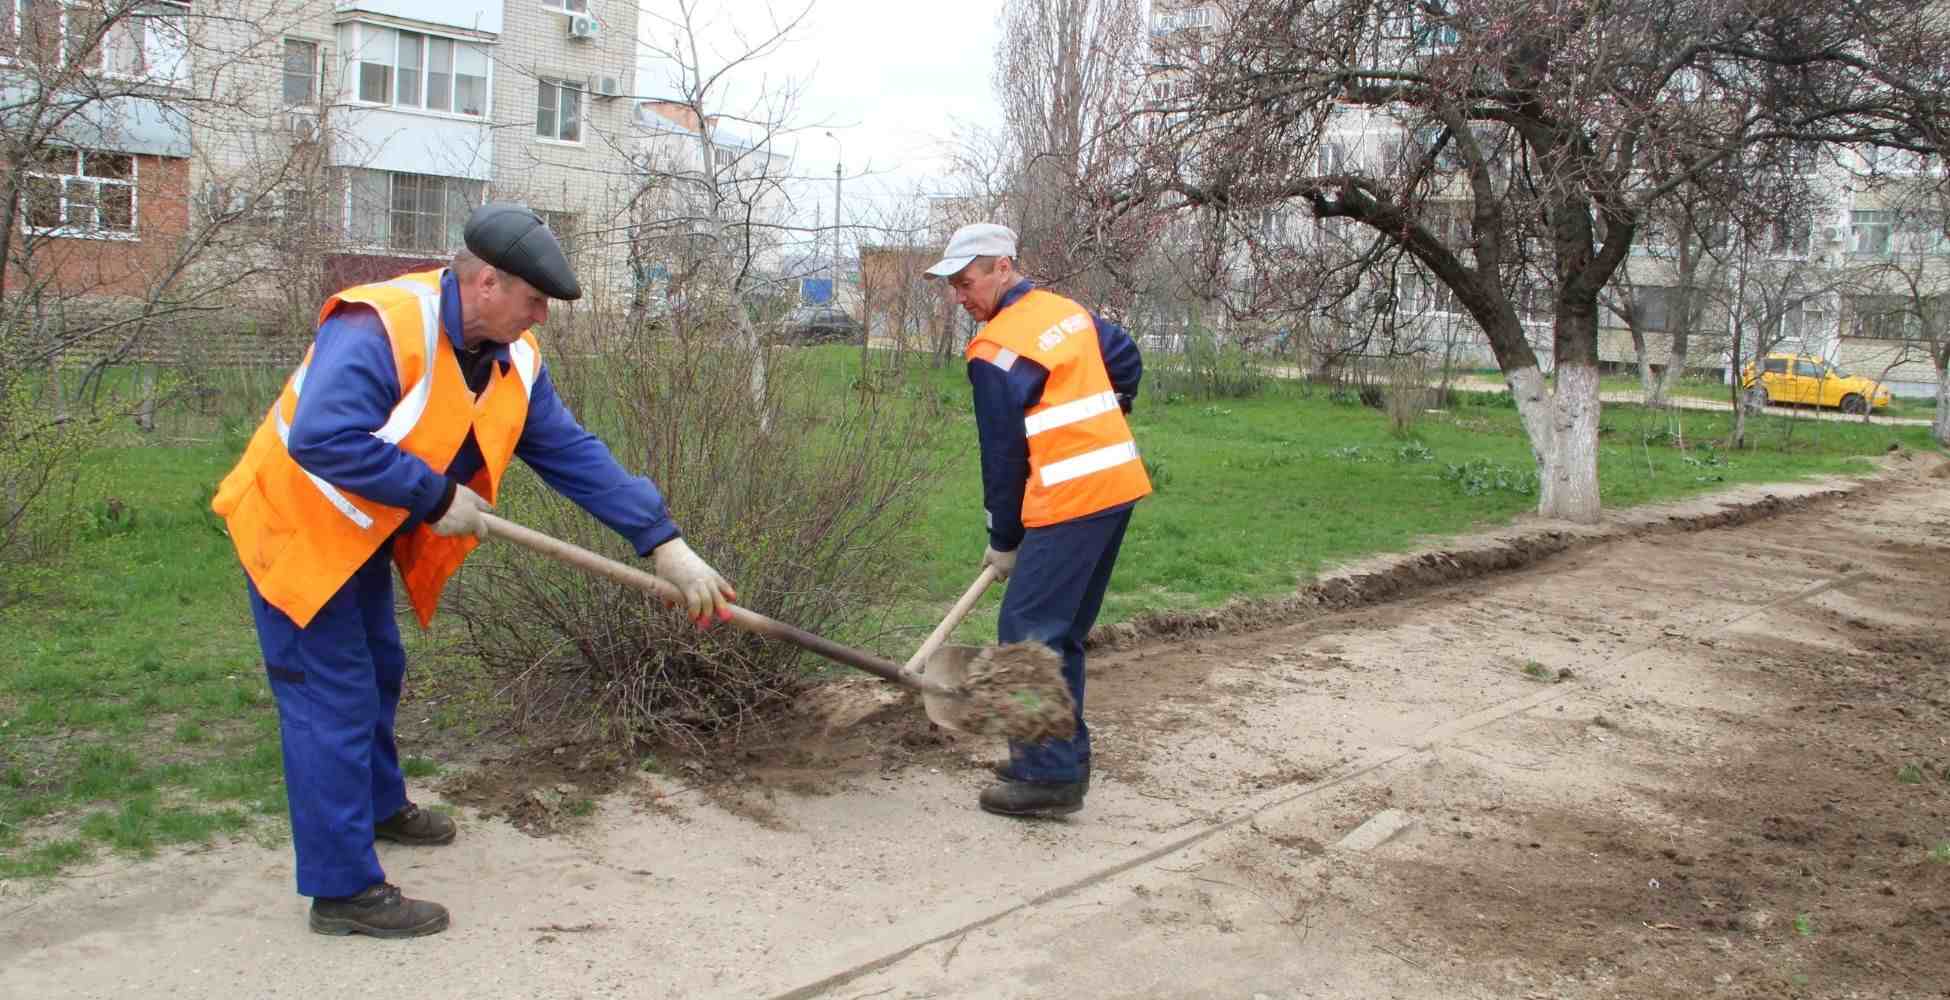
[998,504,1133,784]
[246,546,408,899]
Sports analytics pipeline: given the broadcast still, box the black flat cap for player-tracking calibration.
[463,202,582,300]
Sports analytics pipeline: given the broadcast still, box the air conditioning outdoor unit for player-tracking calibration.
[286,111,320,142]
[592,75,621,99]
[568,14,600,40]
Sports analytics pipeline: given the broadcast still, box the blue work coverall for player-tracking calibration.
[247,270,679,899]
[970,279,1143,785]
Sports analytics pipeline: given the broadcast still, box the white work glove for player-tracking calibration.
[653,537,737,627]
[982,545,1018,581]
[428,484,492,539]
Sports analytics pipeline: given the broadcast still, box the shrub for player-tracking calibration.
[1148,325,1267,401]
[448,311,948,751]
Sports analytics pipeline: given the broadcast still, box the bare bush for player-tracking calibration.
[448,310,947,751]
[1384,356,1429,437]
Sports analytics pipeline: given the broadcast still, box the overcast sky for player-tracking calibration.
[636,0,1009,223]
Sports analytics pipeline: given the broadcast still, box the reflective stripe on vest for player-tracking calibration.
[211,268,540,629]
[966,288,1150,527]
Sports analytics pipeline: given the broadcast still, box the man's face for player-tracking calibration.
[473,268,550,343]
[947,258,1013,323]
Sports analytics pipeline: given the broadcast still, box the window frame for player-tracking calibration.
[344,167,484,254]
[282,37,321,109]
[20,147,140,240]
[535,77,584,143]
[342,21,491,120]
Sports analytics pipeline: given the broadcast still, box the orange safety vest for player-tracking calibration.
[966,288,1151,527]
[210,269,541,629]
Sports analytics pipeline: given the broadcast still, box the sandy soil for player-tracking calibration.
[4,454,1948,1000]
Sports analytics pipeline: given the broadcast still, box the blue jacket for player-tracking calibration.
[968,279,1143,551]
[285,270,681,556]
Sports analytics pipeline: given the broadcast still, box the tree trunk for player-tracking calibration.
[136,366,157,433]
[1935,357,1950,447]
[1654,328,1691,408]
[1630,326,1659,402]
[1513,361,1602,522]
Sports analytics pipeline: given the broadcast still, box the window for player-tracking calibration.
[3,0,71,66]
[283,39,319,107]
[1762,357,1788,375]
[98,1,189,84]
[1317,141,1345,175]
[1850,210,1892,255]
[345,168,482,253]
[712,146,734,170]
[1849,294,1927,341]
[342,23,488,117]
[1154,6,1212,33]
[537,78,583,141]
[1636,286,1700,333]
[22,147,136,237]
[1783,302,1826,341]
[539,210,579,261]
[1770,215,1811,256]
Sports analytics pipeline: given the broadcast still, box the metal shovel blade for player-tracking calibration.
[920,643,980,733]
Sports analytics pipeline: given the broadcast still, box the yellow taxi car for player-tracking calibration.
[1740,353,1892,414]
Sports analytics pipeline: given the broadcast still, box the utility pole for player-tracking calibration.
[825,131,843,300]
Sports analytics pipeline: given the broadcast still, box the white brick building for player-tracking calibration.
[193,0,644,308]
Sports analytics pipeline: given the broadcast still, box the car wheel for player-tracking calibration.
[1841,394,1867,415]
[1745,386,1770,412]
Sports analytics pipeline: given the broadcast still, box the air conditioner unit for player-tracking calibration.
[591,75,621,99]
[286,111,320,142]
[568,14,600,40]
[1820,225,1842,243]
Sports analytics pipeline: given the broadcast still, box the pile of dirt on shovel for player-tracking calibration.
[955,641,1075,744]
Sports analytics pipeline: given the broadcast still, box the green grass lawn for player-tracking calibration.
[0,349,1934,879]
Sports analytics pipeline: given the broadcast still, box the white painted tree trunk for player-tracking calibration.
[1935,358,1950,448]
[1508,362,1603,523]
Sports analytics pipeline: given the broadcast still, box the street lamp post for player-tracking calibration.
[824,130,842,303]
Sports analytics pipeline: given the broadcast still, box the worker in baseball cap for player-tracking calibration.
[929,222,1151,818]
[211,201,735,938]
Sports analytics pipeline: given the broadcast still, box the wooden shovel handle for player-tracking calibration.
[478,513,957,696]
[901,565,999,677]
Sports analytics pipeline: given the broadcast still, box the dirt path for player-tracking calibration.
[4,458,1948,999]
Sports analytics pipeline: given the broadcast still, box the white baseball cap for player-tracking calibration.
[925,223,1018,278]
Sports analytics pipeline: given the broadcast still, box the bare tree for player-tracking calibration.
[1601,185,1743,408]
[634,0,820,417]
[1845,180,1950,438]
[1,1,319,565]
[1109,0,1945,522]
[993,0,1148,300]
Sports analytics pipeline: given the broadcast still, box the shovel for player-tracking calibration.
[900,566,998,734]
[478,514,1073,743]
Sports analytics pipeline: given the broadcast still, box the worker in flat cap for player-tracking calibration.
[212,202,735,939]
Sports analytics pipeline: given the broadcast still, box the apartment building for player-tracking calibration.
[4,0,646,322]
[233,0,642,303]
[0,1,197,298]
[628,98,792,291]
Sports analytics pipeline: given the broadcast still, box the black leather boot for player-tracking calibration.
[979,777,1087,817]
[309,883,450,939]
[374,803,456,846]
